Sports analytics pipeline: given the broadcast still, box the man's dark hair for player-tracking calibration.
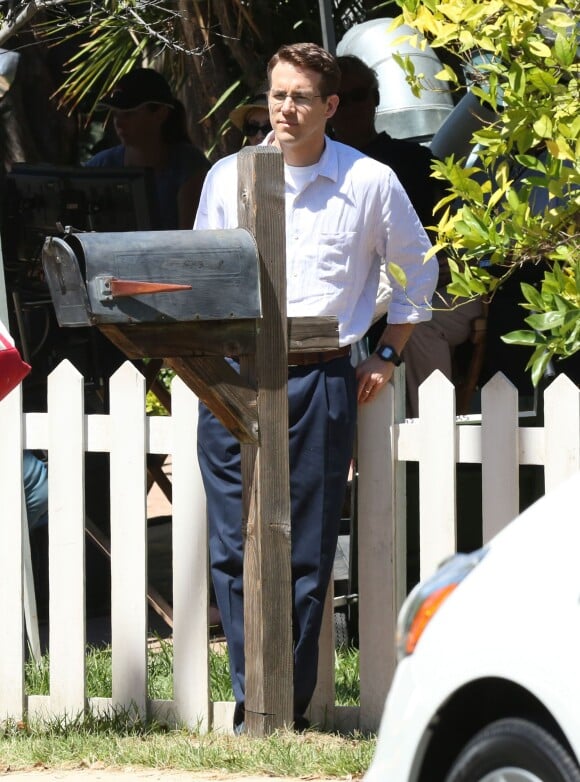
[336,55,379,97]
[267,43,340,98]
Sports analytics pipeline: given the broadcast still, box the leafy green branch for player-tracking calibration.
[392,0,580,383]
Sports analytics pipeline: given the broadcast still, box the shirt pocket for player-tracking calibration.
[316,231,357,286]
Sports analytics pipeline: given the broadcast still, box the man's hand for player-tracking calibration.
[355,353,395,404]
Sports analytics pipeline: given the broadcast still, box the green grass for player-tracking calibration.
[23,638,361,705]
[0,723,375,777]
[1,641,373,777]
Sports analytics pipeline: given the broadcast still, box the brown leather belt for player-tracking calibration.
[287,345,351,366]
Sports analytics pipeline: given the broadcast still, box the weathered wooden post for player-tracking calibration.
[41,146,339,735]
[237,147,293,734]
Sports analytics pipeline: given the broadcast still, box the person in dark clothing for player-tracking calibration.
[84,68,212,380]
[332,55,483,416]
[332,56,442,235]
[86,68,209,230]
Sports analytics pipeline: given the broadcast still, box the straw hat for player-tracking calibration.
[229,93,269,130]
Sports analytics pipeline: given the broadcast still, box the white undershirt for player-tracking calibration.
[284,162,317,194]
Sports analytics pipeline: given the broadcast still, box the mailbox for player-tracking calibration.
[42,229,261,327]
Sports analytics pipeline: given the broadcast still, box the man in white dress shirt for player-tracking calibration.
[194,42,437,733]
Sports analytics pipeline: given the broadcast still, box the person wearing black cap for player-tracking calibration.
[228,93,271,147]
[86,67,210,229]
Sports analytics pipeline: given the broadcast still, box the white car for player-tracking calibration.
[365,472,580,782]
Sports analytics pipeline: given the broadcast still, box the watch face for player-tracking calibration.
[377,345,401,365]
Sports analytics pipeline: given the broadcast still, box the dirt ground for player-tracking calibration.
[1,771,195,781]
[1,770,333,782]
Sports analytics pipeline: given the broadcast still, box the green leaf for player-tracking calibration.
[202,80,242,122]
[527,39,552,58]
[447,280,475,297]
[424,243,444,261]
[520,282,545,310]
[387,262,408,290]
[552,294,570,315]
[514,154,546,173]
[502,329,542,346]
[528,69,557,91]
[531,349,553,387]
[554,34,577,67]
[508,62,526,96]
[506,187,523,210]
[434,65,459,84]
[525,311,566,331]
[533,115,553,139]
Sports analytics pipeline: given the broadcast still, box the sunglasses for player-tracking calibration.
[337,86,372,108]
[242,120,272,137]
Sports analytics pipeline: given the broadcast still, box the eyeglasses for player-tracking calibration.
[337,86,372,108]
[242,120,272,137]
[269,91,323,108]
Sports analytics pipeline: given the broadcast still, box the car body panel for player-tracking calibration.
[365,472,580,782]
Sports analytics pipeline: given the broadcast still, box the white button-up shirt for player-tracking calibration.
[194,135,438,346]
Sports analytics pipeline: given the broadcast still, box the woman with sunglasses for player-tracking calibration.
[229,93,272,147]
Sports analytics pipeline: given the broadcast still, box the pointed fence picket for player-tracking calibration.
[544,374,580,489]
[481,373,520,540]
[1,362,579,733]
[0,382,25,721]
[48,361,86,720]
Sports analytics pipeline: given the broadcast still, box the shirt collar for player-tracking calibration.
[260,133,339,183]
[316,136,339,183]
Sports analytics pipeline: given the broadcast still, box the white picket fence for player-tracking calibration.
[1,360,579,733]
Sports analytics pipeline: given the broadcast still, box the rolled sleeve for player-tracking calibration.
[381,174,438,324]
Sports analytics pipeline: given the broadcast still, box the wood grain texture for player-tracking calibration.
[238,146,293,734]
[166,356,258,444]
[99,316,338,359]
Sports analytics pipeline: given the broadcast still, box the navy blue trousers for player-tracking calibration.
[197,355,356,717]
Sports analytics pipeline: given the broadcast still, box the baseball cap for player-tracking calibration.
[100,68,174,111]
[229,93,269,130]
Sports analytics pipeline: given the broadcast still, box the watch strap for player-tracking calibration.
[376,344,402,365]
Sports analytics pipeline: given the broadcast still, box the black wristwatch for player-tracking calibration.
[375,344,403,365]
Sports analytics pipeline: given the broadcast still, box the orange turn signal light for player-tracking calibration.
[405,583,458,655]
